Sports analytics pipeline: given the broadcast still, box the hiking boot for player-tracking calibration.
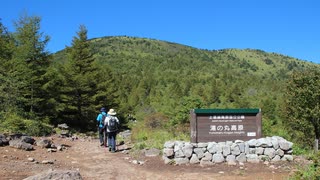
[111,150,115,153]
[100,143,104,146]
[109,148,111,152]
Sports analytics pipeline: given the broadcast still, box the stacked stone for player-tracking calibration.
[162,136,293,165]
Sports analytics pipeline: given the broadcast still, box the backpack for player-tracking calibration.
[100,114,107,127]
[108,116,118,132]
[99,114,107,134]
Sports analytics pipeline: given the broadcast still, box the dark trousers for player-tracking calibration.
[98,127,104,144]
[107,131,117,151]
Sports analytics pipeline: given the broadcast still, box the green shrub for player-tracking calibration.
[292,144,310,155]
[24,120,53,136]
[290,151,320,179]
[0,113,26,133]
[135,142,147,150]
[0,111,53,136]
[131,117,189,150]
[144,112,168,129]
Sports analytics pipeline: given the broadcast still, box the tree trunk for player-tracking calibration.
[315,139,319,152]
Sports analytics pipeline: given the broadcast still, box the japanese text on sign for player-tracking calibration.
[208,115,245,135]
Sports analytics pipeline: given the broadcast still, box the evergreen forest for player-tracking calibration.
[1,15,320,151]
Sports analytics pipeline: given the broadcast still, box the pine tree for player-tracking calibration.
[0,20,16,112]
[41,64,66,125]
[61,25,97,129]
[12,14,50,117]
[93,65,118,111]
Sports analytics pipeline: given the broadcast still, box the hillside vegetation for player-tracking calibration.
[1,15,319,151]
[54,36,316,139]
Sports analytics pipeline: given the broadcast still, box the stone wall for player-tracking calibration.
[162,136,293,165]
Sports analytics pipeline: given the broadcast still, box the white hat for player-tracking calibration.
[108,109,117,115]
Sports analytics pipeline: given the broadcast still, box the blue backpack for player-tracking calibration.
[100,114,107,129]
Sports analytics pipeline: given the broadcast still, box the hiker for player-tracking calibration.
[96,107,108,146]
[104,108,120,152]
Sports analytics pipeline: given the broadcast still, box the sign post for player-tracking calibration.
[190,109,262,143]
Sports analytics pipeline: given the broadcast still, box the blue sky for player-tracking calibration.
[1,0,319,64]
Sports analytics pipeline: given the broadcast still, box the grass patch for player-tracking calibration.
[130,118,189,151]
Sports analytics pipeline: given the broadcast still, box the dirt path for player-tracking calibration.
[0,136,295,180]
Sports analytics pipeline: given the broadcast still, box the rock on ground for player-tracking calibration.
[23,169,82,180]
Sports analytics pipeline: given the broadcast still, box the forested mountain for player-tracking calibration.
[1,14,319,152]
[53,36,318,136]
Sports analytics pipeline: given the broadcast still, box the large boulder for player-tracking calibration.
[118,130,131,139]
[189,154,200,164]
[9,133,27,140]
[36,139,52,148]
[163,148,174,157]
[164,141,175,148]
[24,169,82,180]
[236,153,247,163]
[9,139,33,151]
[212,153,224,163]
[21,136,36,145]
[0,134,9,146]
[279,140,293,151]
[182,143,193,158]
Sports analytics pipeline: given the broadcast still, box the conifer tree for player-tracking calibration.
[93,65,118,112]
[0,20,16,112]
[41,63,65,125]
[12,14,50,118]
[284,68,320,147]
[62,25,97,129]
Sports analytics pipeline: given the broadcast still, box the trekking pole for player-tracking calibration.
[104,129,107,148]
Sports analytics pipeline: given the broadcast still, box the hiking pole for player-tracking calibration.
[103,129,107,148]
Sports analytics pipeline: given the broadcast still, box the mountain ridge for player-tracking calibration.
[88,35,314,63]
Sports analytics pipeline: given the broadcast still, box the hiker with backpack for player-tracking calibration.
[104,108,120,153]
[96,107,108,146]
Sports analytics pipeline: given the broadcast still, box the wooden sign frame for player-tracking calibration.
[190,109,262,143]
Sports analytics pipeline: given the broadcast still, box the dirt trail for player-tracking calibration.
[0,136,294,180]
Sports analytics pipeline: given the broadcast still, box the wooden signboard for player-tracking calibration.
[190,109,262,143]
